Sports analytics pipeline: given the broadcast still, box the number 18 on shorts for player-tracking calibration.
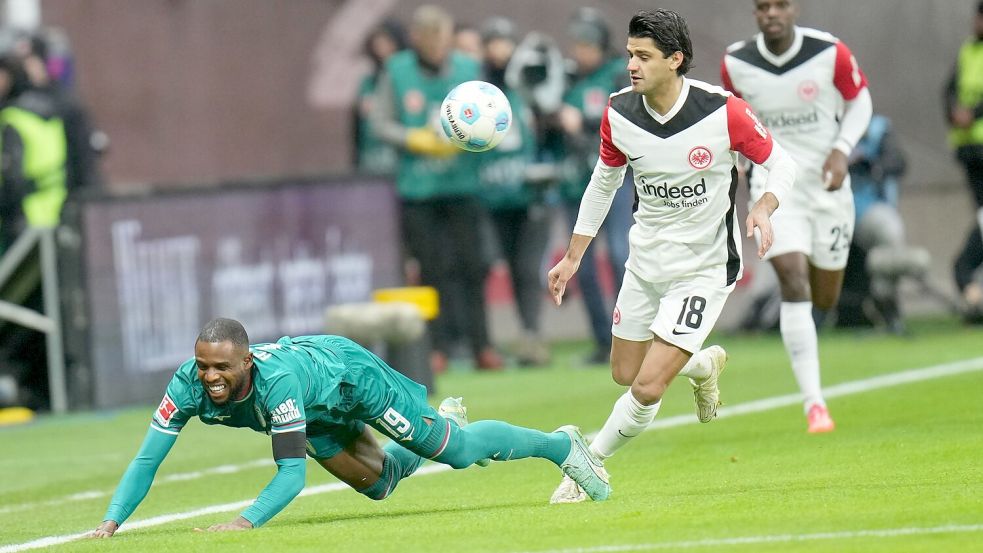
[612,269,735,354]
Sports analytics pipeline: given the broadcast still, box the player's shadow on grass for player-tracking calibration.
[282,500,546,527]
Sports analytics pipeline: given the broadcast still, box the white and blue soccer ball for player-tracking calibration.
[440,80,512,152]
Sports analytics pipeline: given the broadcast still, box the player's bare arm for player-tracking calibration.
[822,149,849,191]
[826,87,872,191]
[196,516,253,532]
[746,192,780,258]
[548,233,593,305]
[88,520,118,538]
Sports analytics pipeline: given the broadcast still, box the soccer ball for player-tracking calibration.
[439,80,512,152]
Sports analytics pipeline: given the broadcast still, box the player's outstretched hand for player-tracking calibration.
[547,257,580,306]
[88,520,118,538]
[822,149,848,191]
[747,192,779,258]
[195,516,253,533]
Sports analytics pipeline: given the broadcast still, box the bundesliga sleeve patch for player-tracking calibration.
[153,393,178,427]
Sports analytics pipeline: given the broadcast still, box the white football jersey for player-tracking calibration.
[592,78,778,285]
[722,26,868,200]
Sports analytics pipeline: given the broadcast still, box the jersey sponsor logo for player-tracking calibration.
[154,394,178,427]
[761,109,819,130]
[797,80,819,102]
[271,398,302,425]
[640,177,709,208]
[688,146,713,169]
[613,306,622,325]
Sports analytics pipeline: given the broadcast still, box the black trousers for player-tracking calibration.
[401,197,491,355]
[488,205,551,333]
[954,146,983,291]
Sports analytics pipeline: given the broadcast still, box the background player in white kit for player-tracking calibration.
[722,0,872,433]
[547,9,797,503]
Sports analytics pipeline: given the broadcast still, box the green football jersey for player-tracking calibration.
[151,336,353,437]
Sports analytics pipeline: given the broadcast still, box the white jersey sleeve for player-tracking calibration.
[833,87,873,156]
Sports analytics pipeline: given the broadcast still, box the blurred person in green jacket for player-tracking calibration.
[555,8,634,365]
[372,5,503,372]
[477,17,551,367]
[354,19,406,174]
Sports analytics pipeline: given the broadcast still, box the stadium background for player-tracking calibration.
[42,0,973,291]
[24,0,977,408]
[1,2,982,551]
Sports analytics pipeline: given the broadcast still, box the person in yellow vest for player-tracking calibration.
[0,53,68,411]
[0,53,67,251]
[944,0,983,324]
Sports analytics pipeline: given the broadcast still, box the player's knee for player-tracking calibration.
[813,292,840,311]
[630,380,666,405]
[434,448,473,470]
[779,279,811,301]
[610,365,634,386]
[610,353,640,386]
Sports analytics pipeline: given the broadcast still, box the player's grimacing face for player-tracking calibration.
[195,340,253,405]
[754,0,797,41]
[626,37,678,94]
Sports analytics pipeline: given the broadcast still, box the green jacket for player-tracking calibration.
[355,73,398,174]
[947,39,983,147]
[387,50,479,199]
[558,57,628,201]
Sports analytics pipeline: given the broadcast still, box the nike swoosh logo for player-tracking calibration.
[671,329,694,335]
[618,430,638,438]
[628,154,644,161]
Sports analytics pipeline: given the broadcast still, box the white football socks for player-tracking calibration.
[589,390,660,459]
[780,301,825,412]
[677,348,710,380]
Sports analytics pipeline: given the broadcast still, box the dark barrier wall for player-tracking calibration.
[77,177,401,408]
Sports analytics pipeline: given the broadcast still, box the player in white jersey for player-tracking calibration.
[721,0,872,433]
[547,9,797,503]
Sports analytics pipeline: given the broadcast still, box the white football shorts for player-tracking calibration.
[750,174,855,270]
[612,268,735,353]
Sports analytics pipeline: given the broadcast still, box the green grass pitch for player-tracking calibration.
[1,317,982,552]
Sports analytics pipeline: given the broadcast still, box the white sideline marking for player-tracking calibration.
[0,458,272,515]
[643,354,983,432]
[512,523,983,553]
[2,356,982,553]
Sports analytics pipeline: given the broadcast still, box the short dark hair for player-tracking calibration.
[628,9,693,76]
[197,318,249,349]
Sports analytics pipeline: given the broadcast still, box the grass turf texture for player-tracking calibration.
[1,317,982,552]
